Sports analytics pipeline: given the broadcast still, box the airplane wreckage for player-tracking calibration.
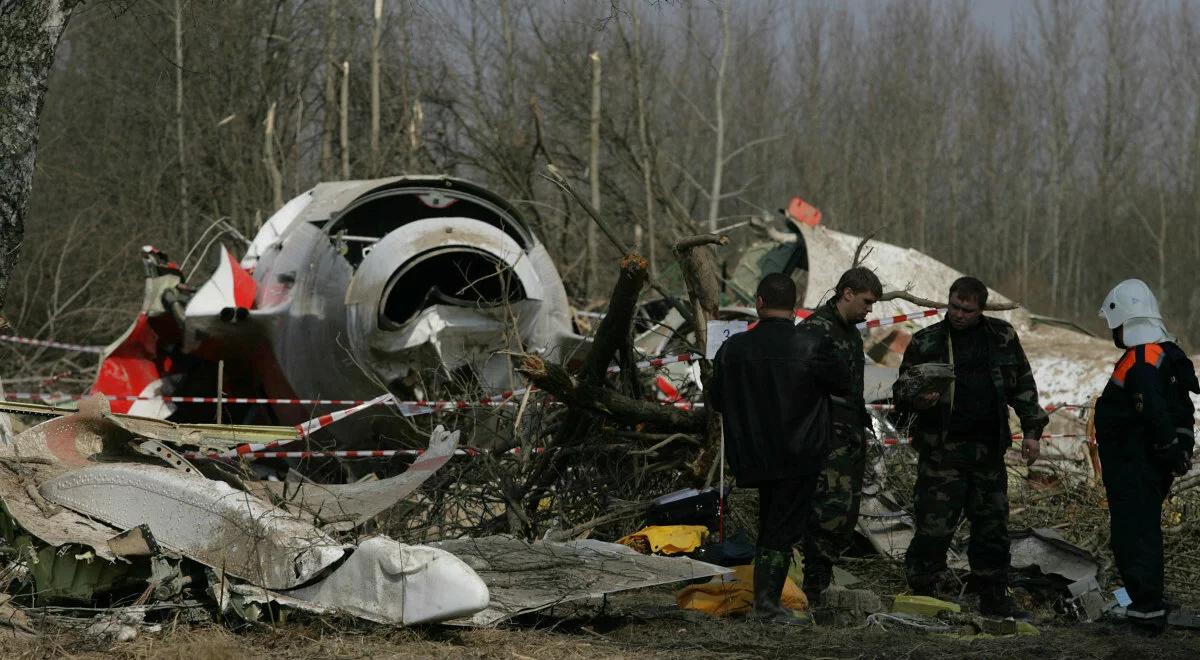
[0,175,1182,631]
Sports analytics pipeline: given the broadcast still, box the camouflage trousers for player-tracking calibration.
[904,458,1010,590]
[802,424,866,594]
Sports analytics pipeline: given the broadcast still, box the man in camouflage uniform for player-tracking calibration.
[893,276,1047,620]
[800,267,882,607]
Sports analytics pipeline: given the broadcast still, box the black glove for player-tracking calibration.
[1152,437,1194,477]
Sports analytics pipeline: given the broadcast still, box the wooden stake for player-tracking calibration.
[340,60,350,179]
[215,360,224,424]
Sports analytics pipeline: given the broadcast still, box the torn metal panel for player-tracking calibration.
[224,581,331,620]
[0,398,120,467]
[107,414,295,455]
[1009,527,1098,584]
[133,440,199,475]
[856,486,916,561]
[8,533,146,601]
[0,401,296,457]
[39,463,346,589]
[0,480,119,561]
[267,425,459,529]
[107,525,159,558]
[431,536,730,627]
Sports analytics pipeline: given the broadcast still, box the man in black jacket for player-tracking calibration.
[709,273,851,624]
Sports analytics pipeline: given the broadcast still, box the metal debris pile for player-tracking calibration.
[0,398,728,640]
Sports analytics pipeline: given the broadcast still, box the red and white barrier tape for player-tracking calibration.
[607,353,702,374]
[6,393,376,405]
[294,392,395,438]
[187,446,547,461]
[856,308,941,330]
[0,391,527,408]
[0,335,105,354]
[229,389,528,455]
[196,434,1104,461]
[394,389,526,416]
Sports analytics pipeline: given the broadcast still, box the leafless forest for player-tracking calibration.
[17,0,1200,357]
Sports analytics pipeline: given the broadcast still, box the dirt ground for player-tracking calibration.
[8,587,1200,660]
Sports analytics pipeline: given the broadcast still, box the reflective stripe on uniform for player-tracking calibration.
[1124,607,1167,619]
[1110,343,1164,387]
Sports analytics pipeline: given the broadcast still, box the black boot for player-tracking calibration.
[907,573,955,601]
[751,548,811,626]
[978,584,1032,621]
[1127,601,1168,636]
[802,557,831,609]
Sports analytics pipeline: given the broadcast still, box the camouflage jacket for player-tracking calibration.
[802,299,868,429]
[895,317,1048,456]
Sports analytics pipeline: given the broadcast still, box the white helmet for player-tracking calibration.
[1099,279,1162,330]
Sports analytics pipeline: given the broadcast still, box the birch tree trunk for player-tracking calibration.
[370,0,382,175]
[706,2,729,233]
[630,0,657,277]
[340,60,350,179]
[588,51,602,298]
[174,0,189,248]
[320,0,339,179]
[264,101,283,210]
[0,0,79,313]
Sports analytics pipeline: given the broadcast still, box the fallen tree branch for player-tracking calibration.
[670,235,724,484]
[579,254,648,385]
[851,227,884,268]
[518,355,705,432]
[879,289,1021,311]
[543,499,653,542]
[673,233,729,252]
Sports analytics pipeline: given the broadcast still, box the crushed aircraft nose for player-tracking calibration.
[288,536,490,625]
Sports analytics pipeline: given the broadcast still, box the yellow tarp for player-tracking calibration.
[617,525,709,555]
[676,564,808,616]
[891,594,961,617]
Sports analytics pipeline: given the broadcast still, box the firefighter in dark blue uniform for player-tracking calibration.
[1095,279,1199,633]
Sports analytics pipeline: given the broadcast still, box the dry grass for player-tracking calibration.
[3,597,1200,660]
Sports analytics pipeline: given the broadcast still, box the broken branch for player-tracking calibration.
[879,289,1021,311]
[578,254,648,385]
[517,355,705,433]
[673,233,729,252]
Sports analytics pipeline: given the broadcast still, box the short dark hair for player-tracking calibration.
[949,276,989,307]
[756,273,797,311]
[834,267,883,299]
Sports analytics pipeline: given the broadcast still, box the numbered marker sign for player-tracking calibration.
[705,320,750,359]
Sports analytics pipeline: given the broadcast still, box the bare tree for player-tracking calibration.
[588,51,602,297]
[321,0,340,179]
[174,0,190,248]
[0,0,82,313]
[370,0,382,175]
[706,1,730,234]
